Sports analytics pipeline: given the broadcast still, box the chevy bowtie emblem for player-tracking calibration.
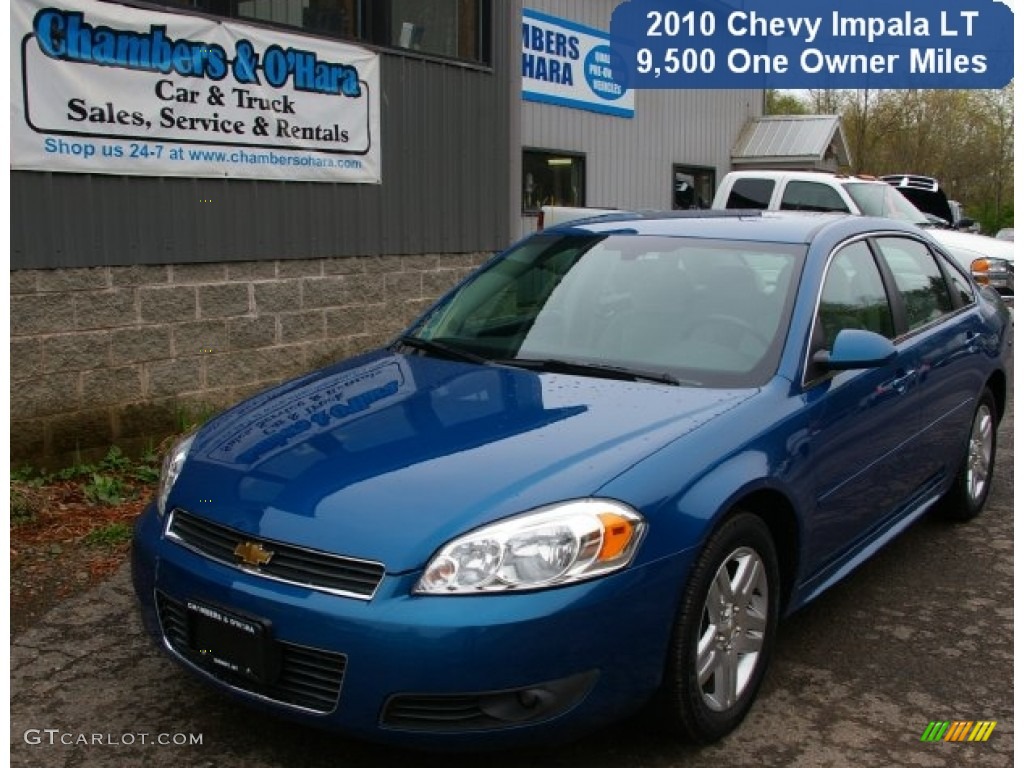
[234,541,274,567]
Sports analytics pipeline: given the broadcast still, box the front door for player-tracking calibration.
[803,239,926,575]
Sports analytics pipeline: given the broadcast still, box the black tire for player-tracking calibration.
[660,512,780,743]
[936,388,998,522]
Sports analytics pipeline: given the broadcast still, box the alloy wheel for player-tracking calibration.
[966,403,994,505]
[696,546,769,712]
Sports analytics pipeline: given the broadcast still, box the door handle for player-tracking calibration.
[890,369,917,394]
[964,332,983,353]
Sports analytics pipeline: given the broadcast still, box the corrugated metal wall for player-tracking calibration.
[11,2,521,270]
[520,0,762,235]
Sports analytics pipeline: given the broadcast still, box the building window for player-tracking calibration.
[239,0,358,38]
[379,0,483,60]
[522,150,585,213]
[673,166,715,210]
[152,0,490,64]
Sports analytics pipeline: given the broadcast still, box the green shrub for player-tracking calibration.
[83,474,130,506]
[82,522,134,546]
[11,484,43,525]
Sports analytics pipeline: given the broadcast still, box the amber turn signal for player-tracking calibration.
[597,512,636,561]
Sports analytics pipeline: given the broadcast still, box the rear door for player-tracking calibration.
[872,236,987,480]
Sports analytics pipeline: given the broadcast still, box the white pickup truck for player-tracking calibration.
[536,205,624,230]
[712,170,1014,304]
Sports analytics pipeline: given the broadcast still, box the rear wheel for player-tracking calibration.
[937,389,997,521]
[661,512,780,743]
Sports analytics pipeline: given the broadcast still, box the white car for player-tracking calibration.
[713,171,1013,304]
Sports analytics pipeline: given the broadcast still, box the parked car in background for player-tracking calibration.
[995,228,1014,242]
[134,210,1010,750]
[879,174,974,230]
[713,171,1014,305]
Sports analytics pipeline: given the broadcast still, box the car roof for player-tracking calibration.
[543,209,921,244]
[722,170,889,186]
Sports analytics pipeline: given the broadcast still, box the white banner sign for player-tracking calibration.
[522,8,634,119]
[11,0,381,182]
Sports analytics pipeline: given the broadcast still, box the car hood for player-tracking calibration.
[174,351,754,572]
[928,228,1015,263]
[893,185,953,224]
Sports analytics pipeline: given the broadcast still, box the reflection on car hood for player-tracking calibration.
[175,351,754,571]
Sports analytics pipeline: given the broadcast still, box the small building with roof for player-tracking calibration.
[730,115,850,172]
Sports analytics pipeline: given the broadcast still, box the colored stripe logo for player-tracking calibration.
[921,721,996,742]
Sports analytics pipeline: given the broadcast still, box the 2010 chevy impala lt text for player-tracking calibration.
[133,211,1010,749]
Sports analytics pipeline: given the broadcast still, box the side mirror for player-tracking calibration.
[813,329,897,370]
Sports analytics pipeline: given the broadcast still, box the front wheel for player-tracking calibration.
[936,389,998,521]
[660,512,780,743]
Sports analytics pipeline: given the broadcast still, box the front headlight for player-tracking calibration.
[415,499,645,594]
[972,257,1011,285]
[156,432,195,516]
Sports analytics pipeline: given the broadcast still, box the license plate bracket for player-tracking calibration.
[186,600,279,685]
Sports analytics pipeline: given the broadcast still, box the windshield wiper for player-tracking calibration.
[499,357,683,386]
[396,336,491,365]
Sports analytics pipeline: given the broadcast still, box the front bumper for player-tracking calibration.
[132,504,691,748]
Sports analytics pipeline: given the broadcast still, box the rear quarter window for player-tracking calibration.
[726,178,774,209]
[940,255,977,306]
[780,181,849,213]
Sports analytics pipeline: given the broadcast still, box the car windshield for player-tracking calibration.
[407,234,804,388]
[843,182,931,225]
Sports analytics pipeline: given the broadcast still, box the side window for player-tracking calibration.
[817,241,894,349]
[875,237,955,330]
[725,178,774,209]
[780,181,849,213]
[942,257,977,307]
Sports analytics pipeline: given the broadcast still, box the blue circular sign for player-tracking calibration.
[584,45,630,101]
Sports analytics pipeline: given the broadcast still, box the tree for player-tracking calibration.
[765,90,810,115]
[832,85,1014,232]
[806,89,843,114]
[760,85,1013,232]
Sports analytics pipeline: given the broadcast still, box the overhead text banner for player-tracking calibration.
[610,0,1013,90]
[11,0,381,182]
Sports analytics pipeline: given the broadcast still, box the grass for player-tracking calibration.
[13,446,162,508]
[10,444,166,553]
[82,522,134,547]
[83,473,131,506]
[11,432,200,631]
[175,402,221,434]
[11,484,45,525]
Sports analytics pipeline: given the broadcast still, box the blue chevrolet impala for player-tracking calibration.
[133,211,1010,748]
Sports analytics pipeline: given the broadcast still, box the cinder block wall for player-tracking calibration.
[11,253,489,466]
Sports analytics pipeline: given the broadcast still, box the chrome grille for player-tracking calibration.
[156,592,346,713]
[166,509,385,599]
